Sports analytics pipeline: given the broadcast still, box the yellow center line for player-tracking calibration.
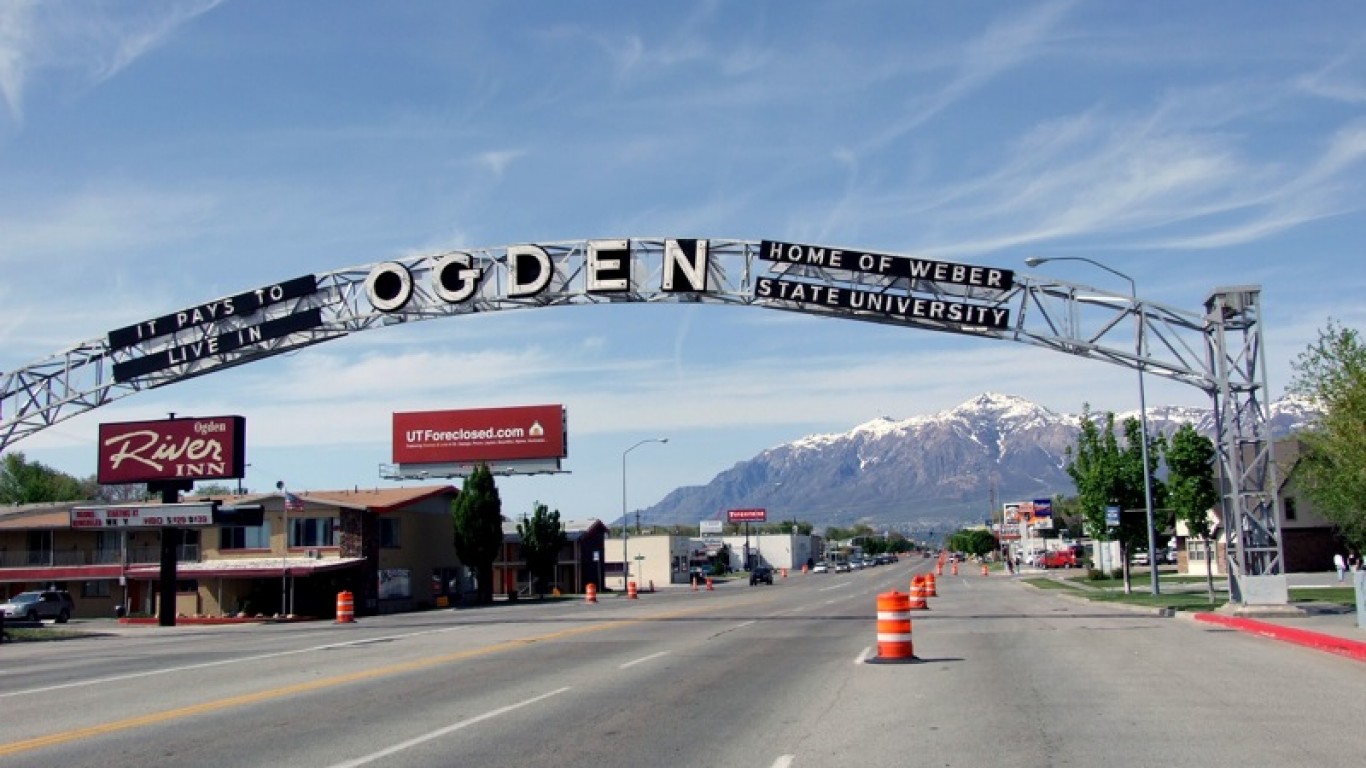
[0,597,766,758]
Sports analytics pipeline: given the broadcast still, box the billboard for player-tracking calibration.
[392,405,566,464]
[97,416,246,484]
[727,508,767,523]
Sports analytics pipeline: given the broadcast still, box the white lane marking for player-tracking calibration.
[854,646,872,665]
[771,756,796,768]
[818,582,853,592]
[326,687,571,768]
[733,620,756,630]
[619,651,670,669]
[0,624,476,700]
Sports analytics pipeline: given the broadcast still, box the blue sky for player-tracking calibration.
[2,1,1364,524]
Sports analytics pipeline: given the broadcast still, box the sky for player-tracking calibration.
[2,1,1365,525]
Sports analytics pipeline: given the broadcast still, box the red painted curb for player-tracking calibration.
[1193,612,1366,662]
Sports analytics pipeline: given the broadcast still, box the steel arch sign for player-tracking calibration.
[0,235,1283,600]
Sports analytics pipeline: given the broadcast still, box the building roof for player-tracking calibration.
[125,556,366,580]
[0,485,459,531]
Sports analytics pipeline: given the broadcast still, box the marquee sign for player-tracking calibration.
[97,415,246,484]
[71,502,215,529]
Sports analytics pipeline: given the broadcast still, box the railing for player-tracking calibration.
[0,546,200,568]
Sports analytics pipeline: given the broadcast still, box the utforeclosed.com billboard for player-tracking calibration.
[392,405,567,464]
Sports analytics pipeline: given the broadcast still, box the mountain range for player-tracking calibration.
[639,392,1319,533]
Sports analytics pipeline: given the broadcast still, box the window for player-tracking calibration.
[379,518,401,549]
[291,517,337,548]
[220,522,271,550]
[1283,497,1297,521]
[83,580,112,598]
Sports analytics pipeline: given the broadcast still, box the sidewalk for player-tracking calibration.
[1023,568,1366,663]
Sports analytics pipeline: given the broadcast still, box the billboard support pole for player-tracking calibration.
[147,478,193,627]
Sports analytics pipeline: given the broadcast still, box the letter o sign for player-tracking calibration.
[366,262,413,313]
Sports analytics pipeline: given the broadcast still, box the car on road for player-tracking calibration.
[750,565,774,585]
[812,562,829,574]
[833,561,852,574]
[1043,549,1077,569]
[0,590,74,622]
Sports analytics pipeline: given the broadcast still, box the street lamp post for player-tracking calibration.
[622,437,668,591]
[1024,256,1159,596]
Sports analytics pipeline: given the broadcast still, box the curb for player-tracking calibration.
[1192,612,1366,662]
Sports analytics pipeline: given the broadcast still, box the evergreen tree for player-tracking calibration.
[518,502,567,598]
[451,464,506,605]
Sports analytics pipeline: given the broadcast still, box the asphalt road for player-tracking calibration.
[2,561,1364,767]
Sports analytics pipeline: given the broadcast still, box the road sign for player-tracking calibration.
[1106,505,1121,527]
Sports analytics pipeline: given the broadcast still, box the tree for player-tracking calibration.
[451,464,506,605]
[191,483,236,498]
[946,528,997,557]
[1288,320,1366,552]
[1065,406,1160,591]
[1165,424,1221,601]
[518,502,567,598]
[0,453,87,504]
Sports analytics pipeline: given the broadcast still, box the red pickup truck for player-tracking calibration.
[1043,549,1078,569]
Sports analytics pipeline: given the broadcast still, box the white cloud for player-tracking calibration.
[0,0,223,124]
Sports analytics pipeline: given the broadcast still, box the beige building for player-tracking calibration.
[0,485,462,619]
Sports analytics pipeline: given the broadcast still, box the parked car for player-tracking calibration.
[0,590,74,622]
[688,567,709,583]
[750,565,774,585]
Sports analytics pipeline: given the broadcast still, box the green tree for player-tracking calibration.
[946,528,997,557]
[1066,406,1159,591]
[451,464,506,605]
[1165,423,1221,601]
[0,452,86,504]
[1288,320,1366,552]
[518,501,567,598]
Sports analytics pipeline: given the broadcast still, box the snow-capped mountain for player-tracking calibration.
[640,392,1318,531]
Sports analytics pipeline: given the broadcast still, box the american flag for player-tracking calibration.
[284,492,305,511]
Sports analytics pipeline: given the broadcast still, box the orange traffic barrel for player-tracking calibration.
[951,562,959,576]
[627,581,639,599]
[935,562,943,576]
[782,568,788,579]
[692,576,699,591]
[706,577,714,591]
[926,572,938,597]
[908,576,928,610]
[335,591,355,624]
[981,563,989,576]
[867,591,919,664]
[586,583,597,603]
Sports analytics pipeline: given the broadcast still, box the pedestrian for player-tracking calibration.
[1333,551,1347,582]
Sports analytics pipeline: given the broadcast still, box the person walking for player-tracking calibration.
[1333,551,1347,582]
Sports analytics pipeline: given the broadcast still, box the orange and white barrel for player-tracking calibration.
[869,591,917,664]
[335,591,355,624]
[627,581,639,599]
[586,583,598,603]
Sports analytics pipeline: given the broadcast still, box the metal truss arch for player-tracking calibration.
[0,237,1280,602]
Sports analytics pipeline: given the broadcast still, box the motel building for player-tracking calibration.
[0,485,465,620]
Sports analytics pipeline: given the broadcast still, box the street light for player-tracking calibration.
[622,437,668,591]
[1024,255,1159,596]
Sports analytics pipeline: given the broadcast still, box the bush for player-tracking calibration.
[1086,568,1108,581]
